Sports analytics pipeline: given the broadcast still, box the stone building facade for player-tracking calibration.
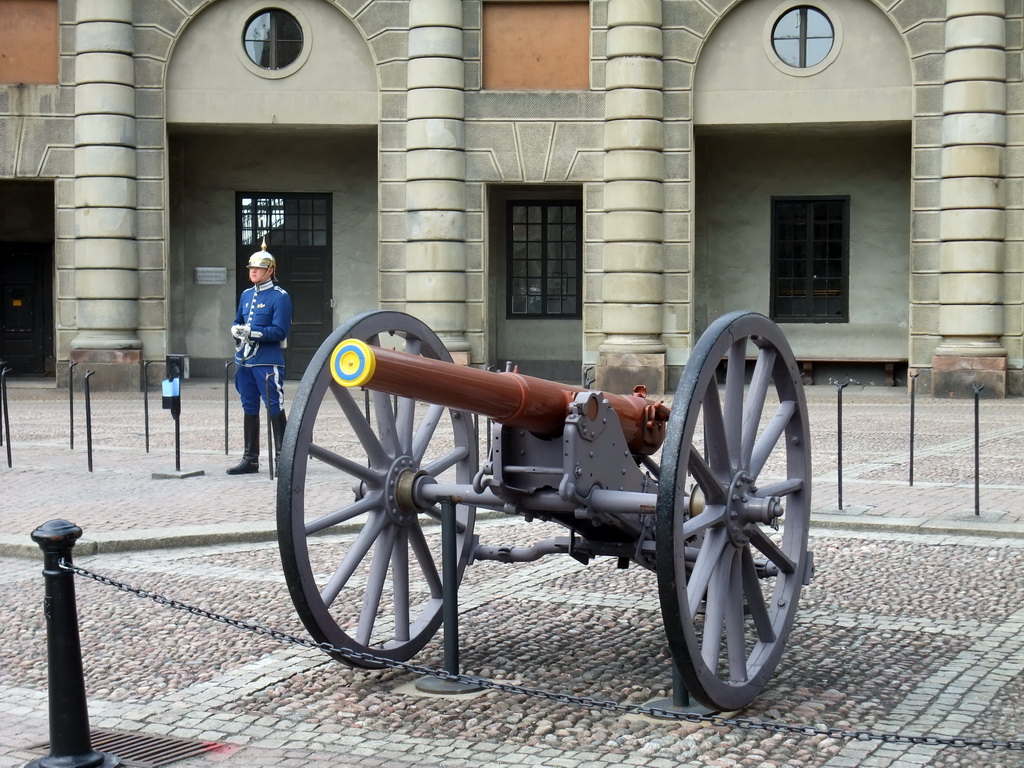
[0,0,1021,395]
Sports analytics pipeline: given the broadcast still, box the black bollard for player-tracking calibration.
[68,361,78,450]
[908,371,918,487]
[28,520,120,768]
[2,366,11,468]
[83,372,96,473]
[836,380,849,510]
[224,361,233,456]
[974,382,983,516]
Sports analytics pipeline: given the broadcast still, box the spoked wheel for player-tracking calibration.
[656,311,811,711]
[277,310,477,667]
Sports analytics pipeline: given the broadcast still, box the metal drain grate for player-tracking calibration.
[37,730,229,768]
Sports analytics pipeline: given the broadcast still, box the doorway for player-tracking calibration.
[236,193,333,377]
[0,243,54,376]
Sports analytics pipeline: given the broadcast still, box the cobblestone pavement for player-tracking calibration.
[3,378,1024,767]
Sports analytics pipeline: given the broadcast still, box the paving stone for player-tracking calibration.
[5,383,1024,766]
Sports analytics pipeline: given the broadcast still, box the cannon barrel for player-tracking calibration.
[331,339,669,455]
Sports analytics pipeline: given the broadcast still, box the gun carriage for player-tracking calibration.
[277,310,812,711]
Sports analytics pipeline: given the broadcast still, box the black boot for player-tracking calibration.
[270,410,287,475]
[227,413,260,475]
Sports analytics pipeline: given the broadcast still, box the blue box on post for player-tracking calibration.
[162,355,185,419]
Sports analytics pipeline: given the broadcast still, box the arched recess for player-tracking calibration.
[165,0,380,378]
[692,0,914,384]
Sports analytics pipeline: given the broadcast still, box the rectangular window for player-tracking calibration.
[507,200,582,318]
[771,197,849,322]
[239,194,329,247]
[482,2,590,90]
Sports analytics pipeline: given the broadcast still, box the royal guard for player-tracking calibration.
[227,238,292,474]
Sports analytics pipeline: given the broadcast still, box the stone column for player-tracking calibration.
[405,0,469,363]
[596,0,666,394]
[71,0,141,389]
[932,0,1007,397]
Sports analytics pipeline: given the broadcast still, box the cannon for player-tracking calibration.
[277,310,812,711]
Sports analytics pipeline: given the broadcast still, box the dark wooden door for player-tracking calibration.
[237,194,333,378]
[0,243,54,376]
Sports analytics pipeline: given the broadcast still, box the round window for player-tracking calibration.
[243,9,304,71]
[771,6,834,68]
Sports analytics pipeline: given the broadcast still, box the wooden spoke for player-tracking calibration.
[304,493,382,536]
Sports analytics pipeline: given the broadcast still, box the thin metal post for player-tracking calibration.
[265,372,275,481]
[644,659,716,718]
[173,399,181,473]
[836,380,849,510]
[0,359,6,447]
[671,661,691,707]
[415,498,483,694]
[68,361,78,450]
[83,372,95,473]
[974,382,983,516]
[224,361,234,455]
[142,361,157,454]
[908,371,918,487]
[2,367,11,468]
[440,498,459,674]
[28,520,120,768]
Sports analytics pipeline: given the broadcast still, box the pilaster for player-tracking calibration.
[71,0,141,389]
[932,0,1008,397]
[404,0,470,361]
[596,0,666,394]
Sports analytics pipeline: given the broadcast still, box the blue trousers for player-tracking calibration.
[235,365,284,416]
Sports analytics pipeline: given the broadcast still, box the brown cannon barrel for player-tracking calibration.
[330,339,669,455]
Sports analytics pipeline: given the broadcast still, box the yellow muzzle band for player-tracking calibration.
[331,339,376,388]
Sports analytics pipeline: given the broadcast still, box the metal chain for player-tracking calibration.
[60,560,1024,751]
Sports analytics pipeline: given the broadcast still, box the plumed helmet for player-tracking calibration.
[247,237,276,269]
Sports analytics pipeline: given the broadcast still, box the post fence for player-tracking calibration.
[835,380,849,510]
[83,371,95,473]
[973,382,983,516]
[0,359,6,446]
[224,361,234,455]
[908,371,918,486]
[68,361,78,450]
[142,360,158,454]
[1,366,11,468]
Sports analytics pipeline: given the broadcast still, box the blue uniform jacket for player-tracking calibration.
[234,280,292,367]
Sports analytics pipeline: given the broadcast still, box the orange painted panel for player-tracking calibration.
[0,0,59,84]
[482,2,590,90]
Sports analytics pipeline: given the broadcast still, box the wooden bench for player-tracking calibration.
[797,357,906,387]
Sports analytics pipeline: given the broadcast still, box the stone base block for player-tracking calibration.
[931,355,1006,399]
[66,349,142,392]
[448,350,471,367]
[151,469,206,480]
[1008,369,1023,397]
[595,351,666,396]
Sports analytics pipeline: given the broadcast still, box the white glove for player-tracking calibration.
[230,324,250,340]
[248,328,263,339]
